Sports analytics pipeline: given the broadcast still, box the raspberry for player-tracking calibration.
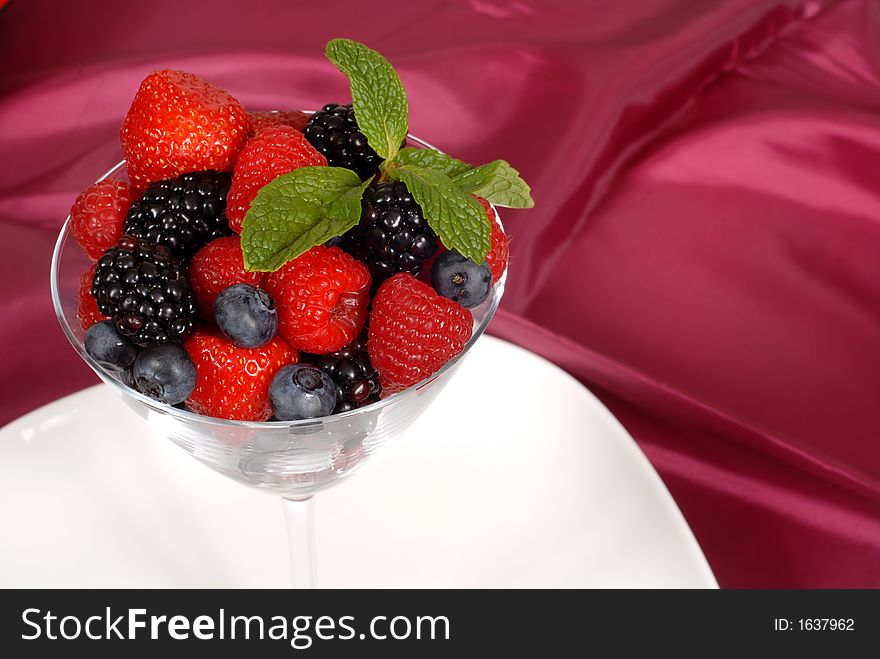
[304,332,381,413]
[477,197,508,282]
[184,330,297,421]
[123,170,232,259]
[226,125,327,233]
[430,250,492,308]
[77,263,108,330]
[337,181,437,287]
[264,245,371,354]
[246,110,310,137]
[189,236,263,319]
[91,235,198,347]
[120,69,248,187]
[303,103,382,180]
[368,273,473,394]
[71,180,134,260]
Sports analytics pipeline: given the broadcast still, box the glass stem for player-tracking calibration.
[281,496,317,588]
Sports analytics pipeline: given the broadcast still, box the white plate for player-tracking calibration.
[0,337,715,588]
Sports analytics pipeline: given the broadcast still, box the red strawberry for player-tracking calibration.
[246,110,310,137]
[476,197,509,282]
[184,330,298,421]
[264,246,371,354]
[120,69,248,187]
[190,236,264,319]
[368,273,473,395]
[77,263,108,330]
[70,180,134,260]
[226,125,327,233]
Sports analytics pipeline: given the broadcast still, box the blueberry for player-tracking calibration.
[132,344,196,405]
[85,321,138,372]
[270,364,338,421]
[430,249,492,308]
[214,283,278,348]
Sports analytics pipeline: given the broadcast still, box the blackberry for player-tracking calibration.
[123,170,232,259]
[337,181,437,285]
[91,235,198,347]
[303,104,382,180]
[305,333,381,413]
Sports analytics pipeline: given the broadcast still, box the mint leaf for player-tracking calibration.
[452,159,534,208]
[326,38,408,162]
[397,147,534,208]
[327,178,371,232]
[396,147,473,177]
[390,163,490,263]
[241,167,368,272]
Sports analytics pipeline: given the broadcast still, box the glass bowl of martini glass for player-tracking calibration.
[50,134,506,587]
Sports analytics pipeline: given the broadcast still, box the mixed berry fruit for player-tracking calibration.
[246,109,310,137]
[264,245,371,354]
[368,273,475,395]
[337,180,438,287]
[214,283,278,348]
[184,330,296,421]
[71,180,134,260]
[120,69,248,188]
[226,125,326,233]
[304,331,381,413]
[123,170,233,258]
[90,235,198,347]
[431,250,493,309]
[72,38,531,422]
[132,344,197,406]
[270,364,338,421]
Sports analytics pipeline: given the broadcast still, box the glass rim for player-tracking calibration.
[50,133,506,429]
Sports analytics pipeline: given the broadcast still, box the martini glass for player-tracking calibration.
[50,135,505,587]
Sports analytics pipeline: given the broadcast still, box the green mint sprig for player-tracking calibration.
[394,147,533,208]
[390,164,490,263]
[395,147,472,177]
[452,160,533,209]
[242,38,534,272]
[325,38,408,163]
[241,167,370,272]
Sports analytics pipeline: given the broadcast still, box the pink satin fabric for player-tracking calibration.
[2,0,879,587]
